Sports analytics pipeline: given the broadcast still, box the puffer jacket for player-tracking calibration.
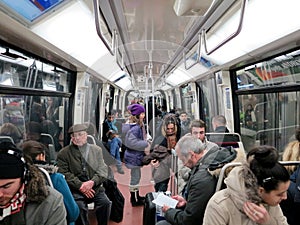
[122,123,148,168]
[36,163,79,225]
[203,165,289,225]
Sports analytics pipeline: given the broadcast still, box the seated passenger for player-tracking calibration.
[203,145,290,225]
[102,111,118,148]
[0,122,23,148]
[282,127,300,173]
[0,140,67,225]
[57,123,111,225]
[25,121,52,162]
[156,136,237,225]
[22,140,79,225]
[280,164,300,225]
[107,130,124,174]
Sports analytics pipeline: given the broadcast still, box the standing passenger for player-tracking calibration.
[143,113,180,192]
[203,145,290,225]
[57,123,111,225]
[179,111,190,136]
[0,140,67,225]
[122,104,150,206]
[211,115,230,133]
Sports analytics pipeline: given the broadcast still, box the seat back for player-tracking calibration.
[0,135,15,144]
[87,135,96,145]
[215,161,300,193]
[38,167,54,188]
[41,133,56,164]
[206,132,245,152]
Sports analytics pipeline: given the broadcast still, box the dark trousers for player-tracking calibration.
[154,178,170,192]
[74,190,112,225]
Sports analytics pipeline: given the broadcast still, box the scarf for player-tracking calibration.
[0,183,26,221]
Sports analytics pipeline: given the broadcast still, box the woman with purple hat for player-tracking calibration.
[122,104,150,206]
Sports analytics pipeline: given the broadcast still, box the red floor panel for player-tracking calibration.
[89,164,155,225]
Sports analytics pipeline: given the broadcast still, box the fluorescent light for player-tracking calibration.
[166,68,193,86]
[203,0,300,64]
[115,76,132,91]
[31,1,109,68]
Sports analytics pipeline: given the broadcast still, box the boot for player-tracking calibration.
[130,191,144,207]
[136,190,145,202]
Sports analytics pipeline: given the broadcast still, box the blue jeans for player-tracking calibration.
[74,190,112,225]
[108,137,122,167]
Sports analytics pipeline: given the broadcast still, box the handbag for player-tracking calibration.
[104,178,125,223]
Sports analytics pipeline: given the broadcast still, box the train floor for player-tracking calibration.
[89,164,155,225]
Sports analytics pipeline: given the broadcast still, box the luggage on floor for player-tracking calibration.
[143,192,166,225]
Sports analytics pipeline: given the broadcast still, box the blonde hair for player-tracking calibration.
[282,140,300,173]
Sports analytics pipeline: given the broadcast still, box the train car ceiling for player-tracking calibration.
[0,0,299,93]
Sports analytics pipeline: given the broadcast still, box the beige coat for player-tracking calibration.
[203,166,288,225]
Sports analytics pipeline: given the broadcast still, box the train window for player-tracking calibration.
[0,44,74,148]
[237,49,300,90]
[236,49,300,153]
[0,94,69,149]
[0,47,72,92]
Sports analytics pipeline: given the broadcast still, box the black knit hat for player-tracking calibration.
[0,140,25,179]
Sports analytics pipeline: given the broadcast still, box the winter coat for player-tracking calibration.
[203,165,288,225]
[37,163,79,225]
[1,164,67,225]
[142,145,172,183]
[122,123,148,168]
[164,146,237,225]
[25,187,66,225]
[57,143,108,193]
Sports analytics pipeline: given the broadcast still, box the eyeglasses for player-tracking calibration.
[71,132,87,138]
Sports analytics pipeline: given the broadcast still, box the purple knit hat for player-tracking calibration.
[127,104,145,116]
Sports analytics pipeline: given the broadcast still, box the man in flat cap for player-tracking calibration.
[0,140,67,225]
[57,123,111,225]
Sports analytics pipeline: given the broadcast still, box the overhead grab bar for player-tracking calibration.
[183,32,202,70]
[203,0,247,55]
[93,0,115,55]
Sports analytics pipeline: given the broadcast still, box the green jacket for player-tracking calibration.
[57,143,108,193]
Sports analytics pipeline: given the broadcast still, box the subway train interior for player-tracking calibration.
[0,0,299,224]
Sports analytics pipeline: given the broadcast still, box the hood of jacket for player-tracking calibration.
[122,122,136,135]
[25,164,49,203]
[225,164,262,211]
[201,145,237,171]
[34,162,58,174]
